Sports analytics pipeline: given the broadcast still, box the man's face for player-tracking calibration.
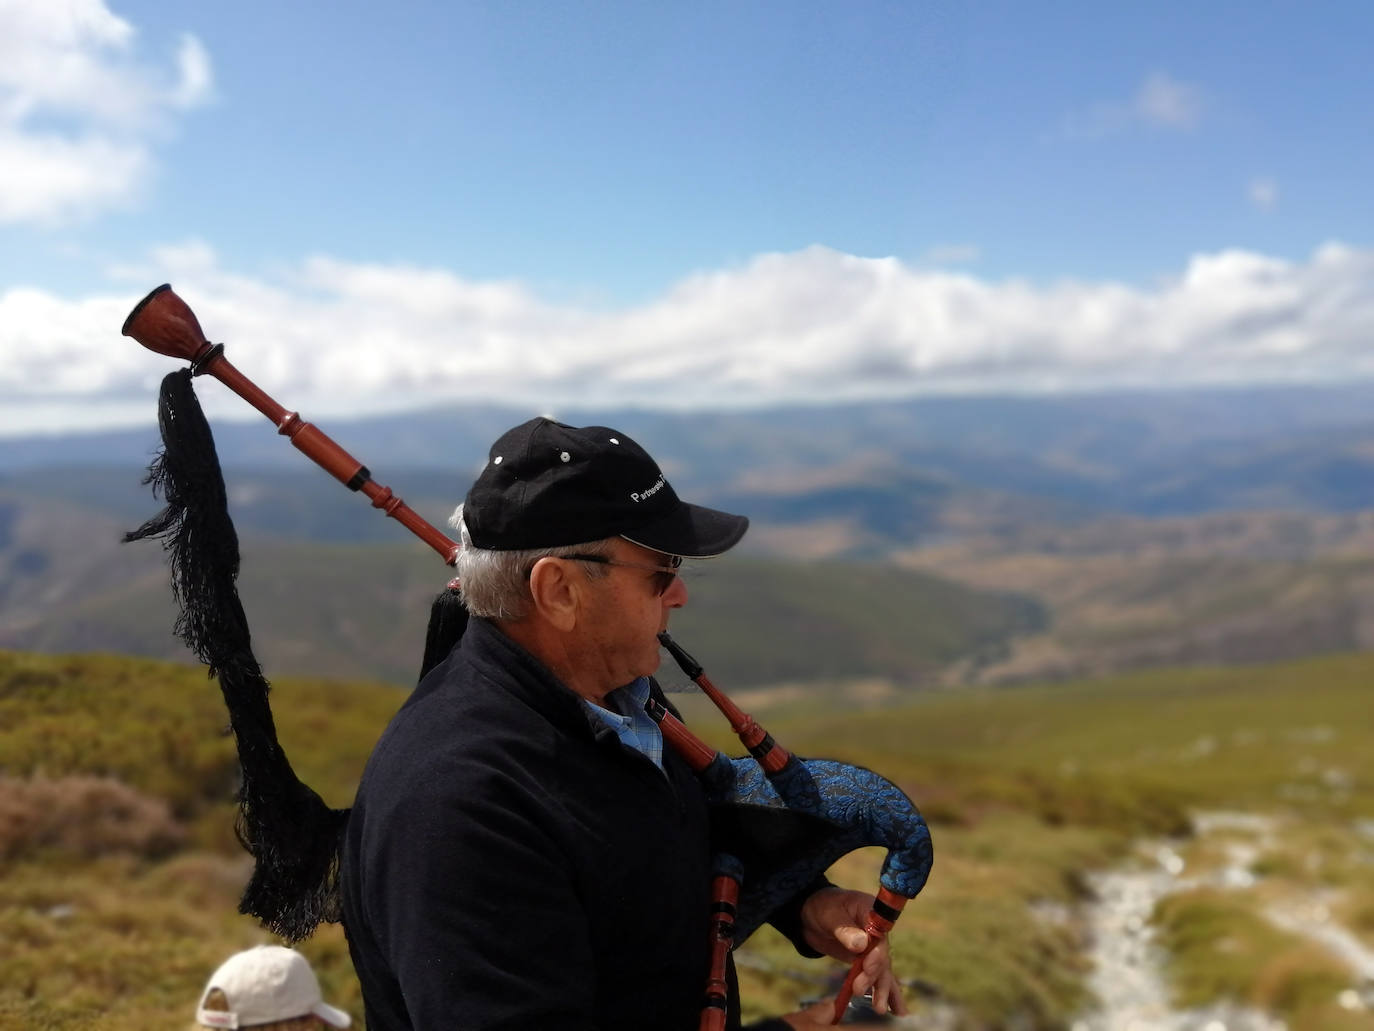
[578,538,687,689]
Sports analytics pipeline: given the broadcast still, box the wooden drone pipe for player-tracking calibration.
[123,285,460,565]
[700,863,742,1031]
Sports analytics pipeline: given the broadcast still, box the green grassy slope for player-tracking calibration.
[0,650,401,1031]
[675,652,1374,1027]
[0,650,403,849]
[772,653,1374,822]
[2,648,1371,1029]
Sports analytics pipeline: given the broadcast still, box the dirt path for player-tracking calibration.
[893,810,1371,1028]
[1071,833,1285,1031]
[1068,808,1374,1030]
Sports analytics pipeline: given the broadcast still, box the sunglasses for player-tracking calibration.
[564,552,683,596]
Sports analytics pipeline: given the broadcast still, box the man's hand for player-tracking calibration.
[798,886,907,1018]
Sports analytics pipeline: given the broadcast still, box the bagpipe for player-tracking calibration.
[121,284,933,1027]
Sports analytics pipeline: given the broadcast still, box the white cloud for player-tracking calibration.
[0,0,213,225]
[1055,71,1204,139]
[1249,177,1279,211]
[170,33,213,110]
[1134,71,1202,129]
[0,130,149,223]
[3,241,1374,435]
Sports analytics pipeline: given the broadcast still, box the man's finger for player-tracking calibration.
[837,926,869,952]
[871,973,896,1015]
[860,941,890,973]
[871,985,888,1015]
[885,976,909,1016]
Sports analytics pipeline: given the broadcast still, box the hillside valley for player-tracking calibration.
[5,484,1374,692]
[6,385,1374,688]
[0,484,1043,689]
[898,510,1374,684]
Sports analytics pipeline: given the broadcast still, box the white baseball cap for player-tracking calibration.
[195,945,351,1028]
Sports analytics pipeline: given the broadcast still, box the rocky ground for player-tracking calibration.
[1069,811,1374,1031]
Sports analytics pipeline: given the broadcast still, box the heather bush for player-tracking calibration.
[0,774,185,861]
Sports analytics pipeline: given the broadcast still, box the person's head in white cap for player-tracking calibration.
[194,945,351,1029]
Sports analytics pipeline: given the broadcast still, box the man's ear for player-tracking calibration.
[527,557,580,632]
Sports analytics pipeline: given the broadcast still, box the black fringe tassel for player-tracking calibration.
[124,368,347,942]
[419,579,469,681]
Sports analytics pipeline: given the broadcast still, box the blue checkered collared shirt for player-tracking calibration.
[583,675,664,770]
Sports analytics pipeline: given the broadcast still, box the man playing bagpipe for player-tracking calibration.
[339,418,907,1029]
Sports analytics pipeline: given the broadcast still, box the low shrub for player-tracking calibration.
[0,774,185,861]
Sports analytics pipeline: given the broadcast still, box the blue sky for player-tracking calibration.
[1,0,1371,434]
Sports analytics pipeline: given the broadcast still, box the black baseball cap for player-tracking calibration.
[462,417,748,556]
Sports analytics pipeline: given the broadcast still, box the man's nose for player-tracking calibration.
[664,572,688,608]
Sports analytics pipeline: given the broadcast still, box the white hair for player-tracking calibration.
[449,504,615,621]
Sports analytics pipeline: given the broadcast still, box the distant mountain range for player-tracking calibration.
[4,383,1374,687]
[7,383,1374,526]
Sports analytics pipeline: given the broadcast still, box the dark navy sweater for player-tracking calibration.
[341,617,805,1030]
